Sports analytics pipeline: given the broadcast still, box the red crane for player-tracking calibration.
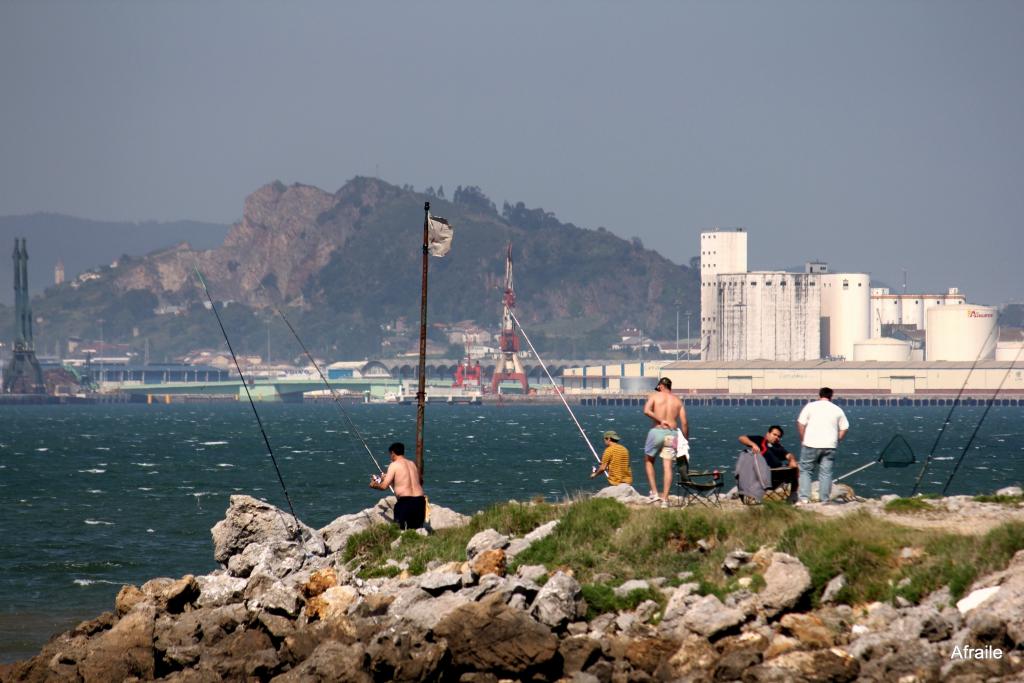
[491,243,529,394]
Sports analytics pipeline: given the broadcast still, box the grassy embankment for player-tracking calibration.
[344,498,1024,619]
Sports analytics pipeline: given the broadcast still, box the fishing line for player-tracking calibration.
[940,337,1024,495]
[193,267,303,540]
[911,322,999,495]
[256,287,392,490]
[508,309,601,465]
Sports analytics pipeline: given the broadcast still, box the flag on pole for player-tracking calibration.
[427,215,454,257]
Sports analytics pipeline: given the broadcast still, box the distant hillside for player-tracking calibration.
[7,179,699,360]
[0,214,229,305]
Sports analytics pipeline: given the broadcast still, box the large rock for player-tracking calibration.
[305,585,359,622]
[301,567,339,599]
[425,502,471,531]
[531,571,583,629]
[393,589,471,632]
[559,635,603,673]
[466,528,510,559]
[318,502,391,554]
[202,628,280,680]
[780,613,834,648]
[746,648,859,682]
[435,594,559,675]
[79,605,156,682]
[680,594,745,638]
[759,552,812,617]
[417,571,463,596]
[593,484,647,503]
[211,495,325,565]
[227,540,310,579]
[153,604,247,669]
[665,633,720,679]
[243,574,302,617]
[196,573,248,609]
[961,549,1024,645]
[272,640,371,682]
[365,627,450,682]
[470,548,507,577]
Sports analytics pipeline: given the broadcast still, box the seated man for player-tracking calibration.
[591,430,633,486]
[738,425,798,503]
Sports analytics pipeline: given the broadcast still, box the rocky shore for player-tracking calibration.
[3,490,1024,682]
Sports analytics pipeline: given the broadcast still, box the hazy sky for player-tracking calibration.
[2,1,1021,305]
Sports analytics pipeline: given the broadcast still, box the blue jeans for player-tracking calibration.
[799,446,835,502]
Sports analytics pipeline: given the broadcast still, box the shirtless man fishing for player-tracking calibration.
[369,442,427,529]
[642,377,689,507]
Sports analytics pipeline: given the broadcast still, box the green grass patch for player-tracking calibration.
[344,500,562,578]
[884,497,935,513]
[346,497,1024,614]
[972,494,1024,505]
[897,522,1024,602]
[580,584,665,620]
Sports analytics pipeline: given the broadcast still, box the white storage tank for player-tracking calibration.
[996,341,1024,362]
[926,305,997,361]
[820,273,870,360]
[853,337,912,362]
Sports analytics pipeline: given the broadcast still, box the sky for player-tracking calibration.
[1,1,1021,305]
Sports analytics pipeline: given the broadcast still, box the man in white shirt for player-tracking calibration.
[796,387,850,505]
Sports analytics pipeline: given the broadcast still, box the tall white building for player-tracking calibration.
[700,229,747,360]
[713,272,821,361]
[819,272,870,360]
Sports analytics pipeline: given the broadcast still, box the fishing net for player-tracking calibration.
[878,434,916,468]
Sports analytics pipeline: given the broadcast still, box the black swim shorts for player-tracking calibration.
[394,496,426,530]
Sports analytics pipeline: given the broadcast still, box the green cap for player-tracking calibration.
[603,430,621,442]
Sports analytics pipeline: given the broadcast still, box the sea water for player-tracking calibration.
[1,402,1021,661]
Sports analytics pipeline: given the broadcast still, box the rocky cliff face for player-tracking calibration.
[114,180,378,307]
[74,175,698,353]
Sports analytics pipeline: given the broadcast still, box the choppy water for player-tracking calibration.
[1,402,1021,661]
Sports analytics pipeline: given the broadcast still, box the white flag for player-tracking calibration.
[427,215,454,257]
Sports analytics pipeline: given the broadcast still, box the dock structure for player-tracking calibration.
[3,238,45,395]
[580,394,1023,408]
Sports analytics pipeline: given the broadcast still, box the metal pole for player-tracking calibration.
[414,202,430,483]
[675,308,679,361]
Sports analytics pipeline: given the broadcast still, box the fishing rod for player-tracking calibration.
[507,309,602,465]
[193,267,303,540]
[911,322,999,495]
[256,289,392,491]
[941,338,1024,495]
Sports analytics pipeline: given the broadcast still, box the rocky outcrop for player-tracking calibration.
[211,494,326,565]
[7,498,1024,682]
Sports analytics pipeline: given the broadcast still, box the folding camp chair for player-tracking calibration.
[675,457,724,507]
[759,468,799,504]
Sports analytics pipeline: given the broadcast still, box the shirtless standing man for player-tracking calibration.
[642,377,689,507]
[369,442,427,529]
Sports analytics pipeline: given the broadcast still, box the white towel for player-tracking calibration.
[675,428,690,461]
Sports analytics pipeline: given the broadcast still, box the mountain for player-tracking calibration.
[0,214,229,305]
[5,178,699,361]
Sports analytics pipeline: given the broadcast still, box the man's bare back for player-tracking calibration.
[644,387,689,437]
[383,456,424,497]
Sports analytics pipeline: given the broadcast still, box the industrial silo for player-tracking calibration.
[852,338,912,362]
[925,305,997,361]
[820,273,870,360]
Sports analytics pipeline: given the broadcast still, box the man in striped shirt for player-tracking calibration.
[591,430,633,485]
